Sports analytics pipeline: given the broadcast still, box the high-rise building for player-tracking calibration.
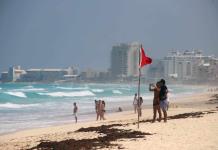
[163,49,218,81]
[110,42,140,78]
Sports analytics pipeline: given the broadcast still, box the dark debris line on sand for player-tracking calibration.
[28,108,217,150]
[207,94,218,104]
[132,110,217,124]
[28,124,152,150]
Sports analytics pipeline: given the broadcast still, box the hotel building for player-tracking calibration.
[163,50,218,81]
[110,42,140,78]
[1,66,78,82]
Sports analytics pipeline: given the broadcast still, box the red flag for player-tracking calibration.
[139,47,152,68]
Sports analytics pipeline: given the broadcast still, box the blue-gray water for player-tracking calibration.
[0,83,204,134]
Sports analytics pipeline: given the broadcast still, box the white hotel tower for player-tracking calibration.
[163,49,217,80]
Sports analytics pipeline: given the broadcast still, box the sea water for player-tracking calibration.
[0,82,204,134]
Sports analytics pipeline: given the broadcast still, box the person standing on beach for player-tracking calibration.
[95,100,98,113]
[133,93,138,113]
[101,100,106,120]
[137,97,143,117]
[96,100,101,121]
[149,82,162,122]
[95,100,99,121]
[159,79,168,122]
[73,102,78,123]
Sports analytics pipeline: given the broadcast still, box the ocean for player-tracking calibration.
[0,82,204,134]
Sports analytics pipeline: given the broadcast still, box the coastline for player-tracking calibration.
[0,91,218,149]
[0,82,211,136]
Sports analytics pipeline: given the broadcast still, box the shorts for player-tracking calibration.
[160,99,168,111]
[74,113,77,117]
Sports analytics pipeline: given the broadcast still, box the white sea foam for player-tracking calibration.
[72,87,89,90]
[117,87,131,91]
[38,90,95,97]
[56,87,89,90]
[56,87,74,90]
[91,89,104,93]
[5,92,27,98]
[0,103,39,109]
[112,90,122,94]
[12,88,45,92]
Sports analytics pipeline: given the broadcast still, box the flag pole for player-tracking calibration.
[137,44,142,129]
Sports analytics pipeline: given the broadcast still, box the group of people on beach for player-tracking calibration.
[72,100,106,123]
[208,87,218,92]
[95,100,106,120]
[133,79,169,123]
[73,79,168,124]
[133,94,143,117]
[149,79,169,122]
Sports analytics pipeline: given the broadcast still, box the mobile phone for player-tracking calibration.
[149,83,155,90]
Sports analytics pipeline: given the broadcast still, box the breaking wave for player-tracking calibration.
[91,89,104,93]
[4,92,27,98]
[38,90,95,97]
[56,87,74,90]
[0,103,39,109]
[112,90,122,94]
[12,88,45,92]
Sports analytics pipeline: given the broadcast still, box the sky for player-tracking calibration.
[0,0,218,73]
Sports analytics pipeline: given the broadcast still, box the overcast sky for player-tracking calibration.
[0,0,217,72]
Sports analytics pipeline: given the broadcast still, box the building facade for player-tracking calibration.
[1,66,78,82]
[1,66,26,82]
[110,42,140,78]
[163,50,218,82]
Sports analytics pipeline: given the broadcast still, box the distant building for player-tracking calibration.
[20,69,68,82]
[110,42,140,78]
[1,66,79,82]
[1,72,9,82]
[1,66,25,82]
[80,68,98,81]
[163,49,218,82]
[79,68,110,82]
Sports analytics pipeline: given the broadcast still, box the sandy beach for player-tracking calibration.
[0,91,218,150]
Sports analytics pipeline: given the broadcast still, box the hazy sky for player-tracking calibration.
[0,0,217,72]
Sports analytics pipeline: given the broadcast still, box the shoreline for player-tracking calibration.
[0,90,211,136]
[0,91,218,149]
[0,92,214,135]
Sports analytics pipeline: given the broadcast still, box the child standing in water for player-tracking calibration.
[73,102,78,123]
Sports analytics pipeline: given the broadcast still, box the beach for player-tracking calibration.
[0,91,218,150]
